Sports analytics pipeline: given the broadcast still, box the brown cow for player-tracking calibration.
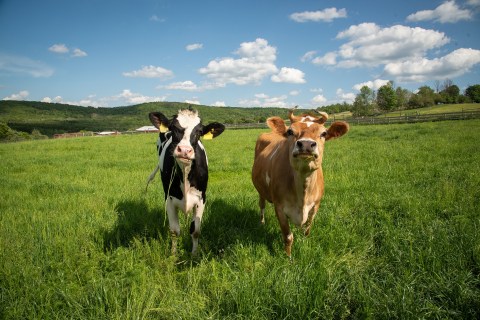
[252,109,349,256]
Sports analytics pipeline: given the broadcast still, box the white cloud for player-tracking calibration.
[239,93,289,108]
[49,44,87,58]
[255,93,269,99]
[41,96,63,103]
[113,89,167,105]
[353,79,390,91]
[467,0,480,6]
[39,91,167,107]
[3,90,29,101]
[307,23,449,68]
[384,48,480,82]
[336,88,356,103]
[0,54,54,77]
[407,1,472,23]
[186,43,203,51]
[150,15,165,22]
[301,51,317,62]
[41,95,107,107]
[290,7,347,22]
[164,80,199,91]
[312,52,337,66]
[49,44,69,54]
[271,67,306,83]
[330,23,449,68]
[72,48,87,57]
[289,90,300,96]
[311,94,327,106]
[123,65,173,79]
[212,101,226,107]
[185,99,200,105]
[198,38,278,86]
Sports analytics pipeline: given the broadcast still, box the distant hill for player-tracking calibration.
[0,100,312,136]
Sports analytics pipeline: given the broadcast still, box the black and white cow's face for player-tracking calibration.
[149,109,225,165]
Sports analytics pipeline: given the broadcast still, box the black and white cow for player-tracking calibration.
[148,108,225,254]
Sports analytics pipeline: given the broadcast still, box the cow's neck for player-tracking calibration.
[292,168,322,205]
[177,160,194,194]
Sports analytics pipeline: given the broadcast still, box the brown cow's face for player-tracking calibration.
[266,114,349,173]
[287,121,326,172]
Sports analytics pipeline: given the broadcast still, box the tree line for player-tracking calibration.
[319,81,480,117]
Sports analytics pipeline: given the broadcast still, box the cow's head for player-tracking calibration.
[149,108,225,165]
[267,109,349,172]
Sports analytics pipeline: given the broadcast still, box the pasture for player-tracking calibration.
[1,120,479,319]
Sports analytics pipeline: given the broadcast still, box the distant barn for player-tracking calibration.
[95,131,121,136]
[135,126,159,133]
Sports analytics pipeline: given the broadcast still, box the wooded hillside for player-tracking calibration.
[0,101,312,136]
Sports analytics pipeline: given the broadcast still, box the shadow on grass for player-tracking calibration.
[201,199,279,256]
[102,197,279,259]
[103,199,169,251]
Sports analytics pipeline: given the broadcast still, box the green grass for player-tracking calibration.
[1,120,479,319]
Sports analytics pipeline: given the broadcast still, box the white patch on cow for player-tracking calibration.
[266,173,270,186]
[198,140,208,165]
[301,116,315,122]
[176,110,201,155]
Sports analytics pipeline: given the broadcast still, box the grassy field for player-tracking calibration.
[382,103,480,117]
[1,120,479,319]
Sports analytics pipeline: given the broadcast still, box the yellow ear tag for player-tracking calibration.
[159,123,169,133]
[203,130,214,140]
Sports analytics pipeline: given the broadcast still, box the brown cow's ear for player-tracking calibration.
[149,112,170,132]
[202,122,225,140]
[266,117,287,135]
[326,121,349,141]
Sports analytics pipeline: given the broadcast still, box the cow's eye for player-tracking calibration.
[286,128,294,136]
[320,131,327,138]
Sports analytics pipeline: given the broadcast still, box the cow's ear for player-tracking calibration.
[202,122,225,140]
[266,117,287,135]
[326,121,349,141]
[149,112,170,133]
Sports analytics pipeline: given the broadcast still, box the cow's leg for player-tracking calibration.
[259,197,266,225]
[190,201,205,255]
[304,204,319,236]
[274,205,293,257]
[166,198,180,255]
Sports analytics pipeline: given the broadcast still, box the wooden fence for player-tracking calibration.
[336,110,480,125]
[224,110,480,129]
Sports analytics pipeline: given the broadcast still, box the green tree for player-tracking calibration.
[353,86,375,116]
[409,86,435,108]
[465,84,480,103]
[395,87,412,110]
[377,82,397,111]
[441,84,460,104]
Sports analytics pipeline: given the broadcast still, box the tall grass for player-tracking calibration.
[1,120,479,319]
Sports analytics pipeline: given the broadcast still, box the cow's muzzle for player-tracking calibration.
[175,145,194,163]
[293,140,318,159]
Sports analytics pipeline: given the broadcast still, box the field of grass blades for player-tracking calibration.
[1,119,479,319]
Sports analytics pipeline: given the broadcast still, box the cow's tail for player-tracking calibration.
[145,165,160,192]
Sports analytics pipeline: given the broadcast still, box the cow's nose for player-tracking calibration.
[296,140,317,151]
[177,145,193,157]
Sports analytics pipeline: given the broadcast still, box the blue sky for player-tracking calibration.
[1,0,479,108]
